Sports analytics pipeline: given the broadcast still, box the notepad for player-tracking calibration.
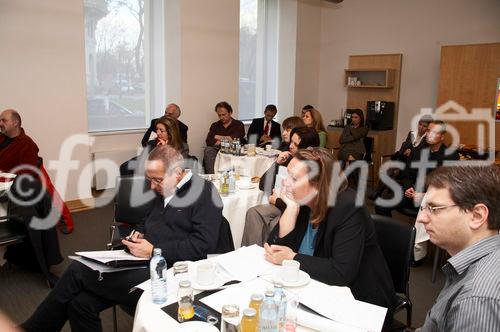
[74,250,149,268]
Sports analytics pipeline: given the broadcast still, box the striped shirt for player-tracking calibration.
[417,235,500,331]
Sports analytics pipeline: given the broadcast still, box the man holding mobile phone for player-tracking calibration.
[23,145,223,332]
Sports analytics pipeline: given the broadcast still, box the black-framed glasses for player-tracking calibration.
[419,204,457,215]
[146,176,164,185]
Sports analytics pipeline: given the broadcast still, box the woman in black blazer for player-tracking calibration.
[265,147,396,321]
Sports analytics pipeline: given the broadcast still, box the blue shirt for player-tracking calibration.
[298,222,318,256]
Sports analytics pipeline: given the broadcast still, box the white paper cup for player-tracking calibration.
[281,260,300,283]
[196,262,216,286]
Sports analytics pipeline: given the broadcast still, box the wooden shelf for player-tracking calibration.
[345,69,395,88]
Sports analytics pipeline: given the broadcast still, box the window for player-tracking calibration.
[84,0,165,132]
[239,0,278,121]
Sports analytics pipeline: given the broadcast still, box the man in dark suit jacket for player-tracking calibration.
[247,104,281,147]
[141,103,188,146]
[22,145,222,332]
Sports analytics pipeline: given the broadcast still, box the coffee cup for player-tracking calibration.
[196,262,216,286]
[266,144,272,151]
[281,260,300,283]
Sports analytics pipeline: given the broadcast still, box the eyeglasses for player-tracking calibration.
[419,204,457,215]
[146,176,164,185]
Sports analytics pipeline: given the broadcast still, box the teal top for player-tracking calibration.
[318,131,327,148]
[298,222,318,256]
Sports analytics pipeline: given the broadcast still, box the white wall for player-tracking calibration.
[0,0,92,201]
[317,0,500,144]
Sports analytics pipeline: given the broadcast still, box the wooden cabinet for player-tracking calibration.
[344,69,395,88]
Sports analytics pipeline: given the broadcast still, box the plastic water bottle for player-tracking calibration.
[150,248,167,304]
[260,290,278,332]
[274,282,287,331]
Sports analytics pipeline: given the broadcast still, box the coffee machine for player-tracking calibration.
[367,101,394,130]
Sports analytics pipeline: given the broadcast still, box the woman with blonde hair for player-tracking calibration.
[264,147,396,323]
[302,108,327,148]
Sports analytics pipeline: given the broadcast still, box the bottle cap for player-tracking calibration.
[265,290,275,297]
[250,293,263,302]
[243,308,256,317]
[153,248,162,256]
[179,280,191,288]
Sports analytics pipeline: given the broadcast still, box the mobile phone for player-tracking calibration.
[193,305,218,325]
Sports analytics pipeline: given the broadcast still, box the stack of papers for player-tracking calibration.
[70,250,148,273]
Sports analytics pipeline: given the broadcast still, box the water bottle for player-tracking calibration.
[228,170,236,193]
[150,248,167,304]
[274,282,287,331]
[260,290,278,332]
[234,138,241,156]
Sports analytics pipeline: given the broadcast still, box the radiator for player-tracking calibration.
[92,149,139,190]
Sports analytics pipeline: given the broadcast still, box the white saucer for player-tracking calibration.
[177,321,219,332]
[190,273,226,291]
[273,270,311,287]
[237,183,256,190]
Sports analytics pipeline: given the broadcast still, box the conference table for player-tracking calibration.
[214,148,279,178]
[132,245,387,332]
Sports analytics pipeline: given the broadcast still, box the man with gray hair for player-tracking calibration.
[416,164,500,331]
[141,103,188,146]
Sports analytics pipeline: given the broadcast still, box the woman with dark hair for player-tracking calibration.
[264,147,396,323]
[302,108,327,148]
[338,109,368,163]
[119,116,188,176]
[278,116,304,151]
[241,127,320,247]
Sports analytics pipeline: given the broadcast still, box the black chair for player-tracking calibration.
[107,175,155,249]
[211,216,235,255]
[371,214,415,328]
[363,136,375,189]
[108,175,155,332]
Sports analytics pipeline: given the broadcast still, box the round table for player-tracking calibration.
[214,150,278,178]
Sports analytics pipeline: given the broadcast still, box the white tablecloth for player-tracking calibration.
[214,152,277,178]
[216,179,265,249]
[132,248,385,332]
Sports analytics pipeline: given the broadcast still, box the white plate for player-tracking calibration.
[190,273,226,291]
[237,183,256,190]
[273,270,311,287]
[176,321,220,332]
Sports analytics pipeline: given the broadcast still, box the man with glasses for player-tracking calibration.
[22,145,223,332]
[416,164,500,331]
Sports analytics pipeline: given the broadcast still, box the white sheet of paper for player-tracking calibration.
[75,250,149,263]
[214,245,275,281]
[300,282,387,332]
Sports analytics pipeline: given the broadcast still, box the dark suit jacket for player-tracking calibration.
[247,117,281,145]
[141,118,188,146]
[268,188,396,313]
[140,174,223,265]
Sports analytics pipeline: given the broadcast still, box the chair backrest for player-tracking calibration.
[371,214,416,295]
[363,136,374,163]
[114,176,155,225]
[212,216,235,254]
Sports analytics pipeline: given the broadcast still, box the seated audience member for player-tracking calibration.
[302,107,327,148]
[277,116,303,152]
[203,101,245,174]
[338,109,369,163]
[0,109,63,283]
[375,120,459,217]
[241,127,320,247]
[370,115,431,199]
[416,165,500,331]
[264,148,396,319]
[22,145,223,332]
[141,103,188,146]
[259,127,320,196]
[247,104,281,147]
[121,116,188,176]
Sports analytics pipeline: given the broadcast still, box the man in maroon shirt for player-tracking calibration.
[0,109,39,173]
[203,101,245,173]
